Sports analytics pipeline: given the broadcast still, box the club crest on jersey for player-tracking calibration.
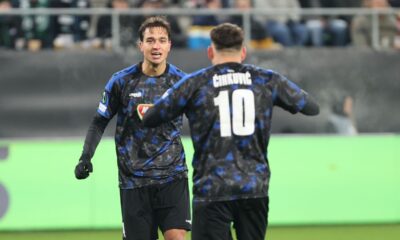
[137,104,153,120]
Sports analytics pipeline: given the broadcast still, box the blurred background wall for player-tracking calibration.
[0,48,399,138]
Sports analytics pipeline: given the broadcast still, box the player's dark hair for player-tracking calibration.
[138,16,171,41]
[210,23,244,51]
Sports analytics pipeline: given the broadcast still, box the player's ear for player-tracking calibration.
[207,45,214,61]
[138,40,143,53]
[166,39,171,53]
[241,46,247,61]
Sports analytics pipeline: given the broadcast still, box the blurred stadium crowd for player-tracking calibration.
[0,0,399,51]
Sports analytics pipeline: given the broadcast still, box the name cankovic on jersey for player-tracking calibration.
[213,71,252,88]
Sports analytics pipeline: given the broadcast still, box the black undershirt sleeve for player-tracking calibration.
[300,94,320,116]
[79,113,110,161]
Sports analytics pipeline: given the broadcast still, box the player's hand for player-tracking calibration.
[74,159,93,180]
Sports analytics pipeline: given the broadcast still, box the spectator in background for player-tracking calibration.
[96,0,187,50]
[253,0,309,47]
[192,0,222,26]
[298,0,352,47]
[73,0,91,43]
[18,0,53,50]
[352,0,398,48]
[137,0,187,48]
[321,0,360,46]
[326,95,358,135]
[388,0,400,6]
[50,0,91,49]
[96,0,137,49]
[188,0,224,49]
[229,0,281,49]
[0,0,22,49]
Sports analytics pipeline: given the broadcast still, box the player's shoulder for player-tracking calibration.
[167,63,187,78]
[183,66,213,81]
[244,64,284,85]
[172,66,212,89]
[190,65,213,78]
[105,64,140,90]
[243,63,276,76]
[111,64,140,80]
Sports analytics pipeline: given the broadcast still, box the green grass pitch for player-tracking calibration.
[1,224,399,240]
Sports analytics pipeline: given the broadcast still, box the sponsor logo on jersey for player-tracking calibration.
[129,92,143,98]
[137,104,154,120]
[185,219,192,225]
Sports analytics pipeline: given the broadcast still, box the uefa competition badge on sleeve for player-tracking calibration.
[98,91,108,113]
[137,104,154,120]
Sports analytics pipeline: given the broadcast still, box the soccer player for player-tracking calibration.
[74,16,190,240]
[143,23,319,240]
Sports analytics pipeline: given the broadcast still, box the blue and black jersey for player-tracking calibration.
[144,62,311,202]
[98,63,187,189]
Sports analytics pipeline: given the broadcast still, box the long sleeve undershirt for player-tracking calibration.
[80,113,110,161]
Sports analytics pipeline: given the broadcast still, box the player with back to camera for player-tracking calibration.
[143,23,320,240]
[74,16,191,240]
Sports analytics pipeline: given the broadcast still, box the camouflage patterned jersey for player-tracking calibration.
[146,62,309,202]
[97,63,187,189]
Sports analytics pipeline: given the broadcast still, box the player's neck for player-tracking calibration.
[141,61,167,76]
[212,55,242,65]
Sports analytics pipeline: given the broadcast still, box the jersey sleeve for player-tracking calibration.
[273,73,308,114]
[97,76,122,119]
[143,75,193,127]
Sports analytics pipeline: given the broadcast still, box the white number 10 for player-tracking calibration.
[213,89,255,137]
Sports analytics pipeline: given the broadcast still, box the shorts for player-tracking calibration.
[192,197,269,240]
[120,177,191,240]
